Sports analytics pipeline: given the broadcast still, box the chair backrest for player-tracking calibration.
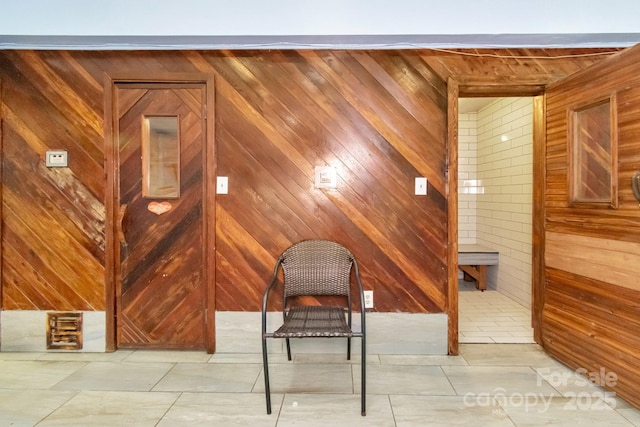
[281,240,354,298]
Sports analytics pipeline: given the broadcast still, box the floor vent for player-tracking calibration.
[46,312,83,350]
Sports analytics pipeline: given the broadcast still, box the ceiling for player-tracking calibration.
[458,98,500,114]
[3,1,640,50]
[2,34,640,50]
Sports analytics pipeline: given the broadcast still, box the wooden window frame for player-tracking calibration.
[567,93,618,209]
[141,115,181,199]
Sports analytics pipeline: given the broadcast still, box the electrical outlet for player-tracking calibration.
[363,290,374,309]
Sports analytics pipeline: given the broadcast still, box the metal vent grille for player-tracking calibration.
[46,312,83,350]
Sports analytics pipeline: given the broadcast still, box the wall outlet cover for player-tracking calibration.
[363,290,374,308]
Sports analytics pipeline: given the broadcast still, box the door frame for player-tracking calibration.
[104,73,216,352]
[0,77,3,343]
[447,82,546,355]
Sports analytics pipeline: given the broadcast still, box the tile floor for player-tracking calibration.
[459,279,534,344]
[1,343,639,426]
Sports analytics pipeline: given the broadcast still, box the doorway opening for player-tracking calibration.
[457,97,535,344]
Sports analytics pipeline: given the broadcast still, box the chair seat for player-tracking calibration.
[273,306,353,338]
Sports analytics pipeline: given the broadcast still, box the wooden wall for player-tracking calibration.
[0,51,106,311]
[543,45,640,408]
[209,50,449,312]
[0,49,614,316]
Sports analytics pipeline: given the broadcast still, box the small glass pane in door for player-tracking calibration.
[142,116,180,198]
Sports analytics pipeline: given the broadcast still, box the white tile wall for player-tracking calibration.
[458,98,533,309]
[458,112,478,245]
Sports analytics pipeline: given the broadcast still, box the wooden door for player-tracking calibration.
[114,82,209,350]
[542,44,640,407]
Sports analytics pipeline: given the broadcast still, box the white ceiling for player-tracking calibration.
[1,0,640,50]
[458,98,499,114]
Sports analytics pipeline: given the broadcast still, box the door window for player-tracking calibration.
[142,116,180,198]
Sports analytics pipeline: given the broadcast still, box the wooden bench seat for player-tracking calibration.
[458,244,499,291]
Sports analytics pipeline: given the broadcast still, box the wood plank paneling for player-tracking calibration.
[201,50,451,313]
[115,85,207,349]
[421,48,620,95]
[543,44,640,408]
[546,231,640,291]
[543,269,640,408]
[0,52,104,310]
[0,49,617,330]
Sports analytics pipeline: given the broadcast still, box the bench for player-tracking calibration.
[458,244,499,291]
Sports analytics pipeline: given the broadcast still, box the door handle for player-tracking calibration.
[632,171,640,206]
[117,203,128,247]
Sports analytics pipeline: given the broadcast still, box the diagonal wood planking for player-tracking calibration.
[1,50,105,311]
[0,48,609,315]
[203,50,448,312]
[115,85,206,348]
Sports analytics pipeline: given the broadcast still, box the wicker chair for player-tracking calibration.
[261,239,366,416]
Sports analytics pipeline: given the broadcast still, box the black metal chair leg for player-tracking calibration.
[262,336,272,414]
[285,338,292,360]
[361,336,366,416]
[347,337,351,360]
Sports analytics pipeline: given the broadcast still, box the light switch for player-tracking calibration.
[217,176,228,194]
[415,177,427,195]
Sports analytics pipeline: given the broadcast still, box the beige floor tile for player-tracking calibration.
[478,326,530,332]
[52,361,172,391]
[1,344,639,425]
[494,336,536,344]
[506,329,535,336]
[379,354,468,366]
[459,344,558,367]
[0,389,77,426]
[390,395,515,427]
[461,321,500,327]
[443,365,558,396]
[293,353,365,364]
[153,363,262,392]
[535,365,617,397]
[158,392,282,426]
[122,349,212,363]
[254,363,354,394]
[459,335,495,344]
[0,352,47,361]
[37,390,179,426]
[360,364,456,395]
[617,406,640,426]
[0,360,86,389]
[277,394,393,427]
[40,350,134,362]
[209,352,280,364]
[458,283,534,344]
[501,395,634,426]
[464,331,513,337]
